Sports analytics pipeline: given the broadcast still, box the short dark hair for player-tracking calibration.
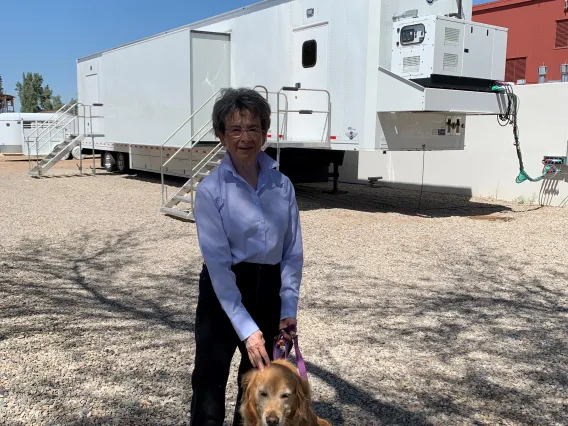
[211,88,271,137]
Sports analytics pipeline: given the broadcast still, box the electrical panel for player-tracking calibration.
[543,156,567,166]
[391,15,507,83]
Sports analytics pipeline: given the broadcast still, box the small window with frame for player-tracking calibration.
[302,40,317,68]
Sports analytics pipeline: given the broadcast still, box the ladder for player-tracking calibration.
[28,134,86,177]
[159,86,289,221]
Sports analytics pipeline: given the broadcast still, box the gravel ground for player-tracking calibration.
[1,156,567,426]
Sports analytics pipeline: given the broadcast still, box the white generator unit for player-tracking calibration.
[391,15,507,88]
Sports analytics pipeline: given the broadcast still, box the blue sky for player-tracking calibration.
[1,0,491,111]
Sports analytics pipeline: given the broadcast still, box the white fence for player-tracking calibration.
[348,82,568,207]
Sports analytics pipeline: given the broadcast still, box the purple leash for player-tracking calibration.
[273,324,308,380]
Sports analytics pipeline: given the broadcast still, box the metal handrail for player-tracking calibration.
[160,89,221,149]
[28,102,76,144]
[191,142,223,177]
[162,119,212,169]
[34,115,77,154]
[29,114,78,170]
[159,89,222,206]
[25,103,72,141]
[160,85,291,214]
[160,121,213,205]
[28,102,99,176]
[276,87,332,169]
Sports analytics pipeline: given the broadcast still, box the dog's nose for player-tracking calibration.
[266,415,280,426]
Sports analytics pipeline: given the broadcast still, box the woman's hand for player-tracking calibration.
[245,330,270,372]
[277,317,297,346]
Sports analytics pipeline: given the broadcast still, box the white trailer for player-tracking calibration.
[0,112,75,158]
[67,0,508,219]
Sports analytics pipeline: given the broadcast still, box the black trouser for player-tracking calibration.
[189,262,282,426]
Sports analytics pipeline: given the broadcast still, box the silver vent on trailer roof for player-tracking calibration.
[403,55,421,73]
[444,27,460,45]
[443,53,459,72]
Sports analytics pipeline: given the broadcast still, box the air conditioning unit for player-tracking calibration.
[391,15,507,91]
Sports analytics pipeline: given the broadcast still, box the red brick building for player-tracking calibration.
[473,0,568,83]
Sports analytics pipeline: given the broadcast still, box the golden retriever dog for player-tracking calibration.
[240,359,332,426]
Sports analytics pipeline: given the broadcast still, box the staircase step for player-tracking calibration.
[182,181,197,190]
[160,207,194,221]
[196,170,211,178]
[26,134,85,177]
[173,195,194,204]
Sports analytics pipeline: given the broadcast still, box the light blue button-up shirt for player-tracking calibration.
[193,150,303,341]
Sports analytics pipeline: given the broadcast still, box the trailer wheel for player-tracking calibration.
[103,152,117,172]
[71,146,85,160]
[116,152,130,173]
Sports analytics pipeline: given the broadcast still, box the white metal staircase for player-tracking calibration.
[159,88,223,220]
[28,134,86,177]
[25,103,78,164]
[159,85,327,221]
[26,102,103,177]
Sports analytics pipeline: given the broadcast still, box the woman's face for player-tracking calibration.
[220,109,266,165]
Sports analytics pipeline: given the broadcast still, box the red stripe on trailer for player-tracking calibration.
[330,136,337,140]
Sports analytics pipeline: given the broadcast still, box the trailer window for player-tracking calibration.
[302,40,317,68]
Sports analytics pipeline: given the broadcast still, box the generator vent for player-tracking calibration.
[443,53,459,72]
[444,27,460,45]
[403,55,421,73]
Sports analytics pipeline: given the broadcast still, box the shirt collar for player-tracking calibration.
[219,150,278,177]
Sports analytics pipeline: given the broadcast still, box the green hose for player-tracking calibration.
[494,84,560,183]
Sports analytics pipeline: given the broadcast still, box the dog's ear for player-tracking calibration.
[240,369,259,425]
[241,368,258,393]
[291,375,312,421]
[299,376,311,400]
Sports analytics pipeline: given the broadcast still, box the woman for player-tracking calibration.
[189,87,304,425]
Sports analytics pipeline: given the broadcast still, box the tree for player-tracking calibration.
[14,72,65,113]
[52,95,64,110]
[15,72,44,112]
[65,97,78,115]
[41,84,53,110]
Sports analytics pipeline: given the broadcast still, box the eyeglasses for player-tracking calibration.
[225,127,264,139]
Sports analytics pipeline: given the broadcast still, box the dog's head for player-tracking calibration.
[240,359,311,426]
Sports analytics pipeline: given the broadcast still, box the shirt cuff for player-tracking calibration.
[231,307,260,341]
[280,291,299,320]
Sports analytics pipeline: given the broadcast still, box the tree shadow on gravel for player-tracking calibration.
[299,251,568,425]
[0,230,198,335]
[0,229,200,425]
[306,363,434,426]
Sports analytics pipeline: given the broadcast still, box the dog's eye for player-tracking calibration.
[281,393,290,399]
[259,391,268,397]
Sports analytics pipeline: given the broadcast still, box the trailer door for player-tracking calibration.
[287,23,329,143]
[190,31,231,139]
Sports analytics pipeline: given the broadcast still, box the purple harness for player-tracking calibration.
[273,324,308,380]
